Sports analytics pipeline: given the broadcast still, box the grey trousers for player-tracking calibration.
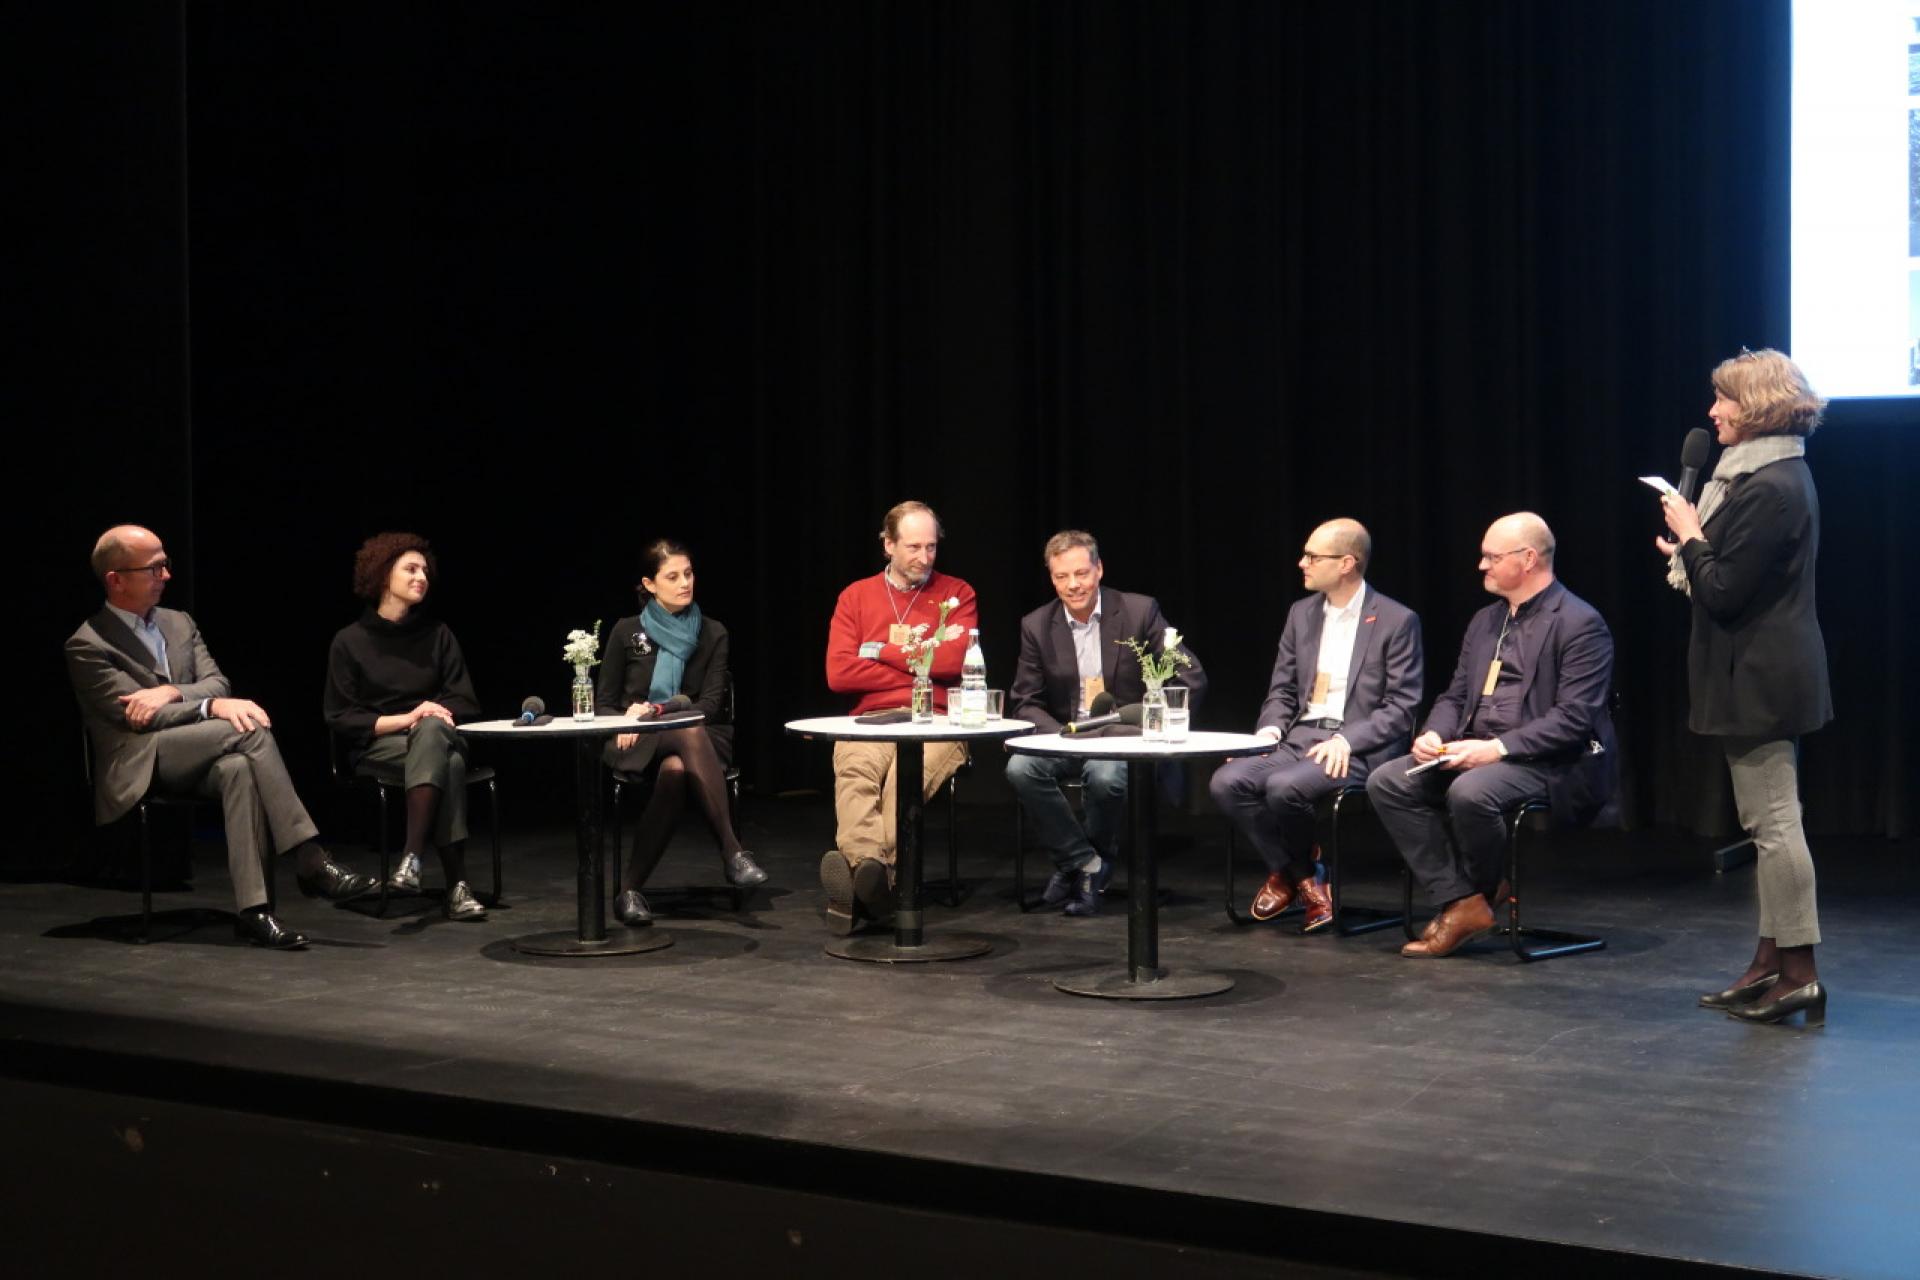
[1724,736,1820,948]
[356,717,470,848]
[150,719,320,912]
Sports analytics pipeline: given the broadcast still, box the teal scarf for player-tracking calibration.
[641,599,702,703]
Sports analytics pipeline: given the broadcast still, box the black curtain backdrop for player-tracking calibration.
[23,1,1917,872]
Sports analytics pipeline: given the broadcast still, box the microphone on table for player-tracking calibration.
[1063,693,1145,735]
[513,696,552,727]
[1677,427,1712,502]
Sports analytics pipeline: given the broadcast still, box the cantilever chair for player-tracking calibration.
[1223,781,1404,935]
[81,731,262,943]
[327,731,503,917]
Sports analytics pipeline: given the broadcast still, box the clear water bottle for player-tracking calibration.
[960,628,988,727]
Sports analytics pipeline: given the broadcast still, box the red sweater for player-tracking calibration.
[826,570,981,715]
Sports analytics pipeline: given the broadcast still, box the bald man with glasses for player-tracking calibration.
[1365,513,1616,958]
[66,525,377,949]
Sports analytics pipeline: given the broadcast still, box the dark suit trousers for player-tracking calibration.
[1366,754,1554,907]
[151,720,320,911]
[1207,725,1349,877]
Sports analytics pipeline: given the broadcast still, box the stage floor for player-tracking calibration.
[3,796,1916,1279]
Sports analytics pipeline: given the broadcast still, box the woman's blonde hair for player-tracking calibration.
[1711,348,1827,438]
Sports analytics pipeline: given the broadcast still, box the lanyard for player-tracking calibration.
[882,572,925,627]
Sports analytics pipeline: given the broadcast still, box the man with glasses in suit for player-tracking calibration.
[67,525,377,948]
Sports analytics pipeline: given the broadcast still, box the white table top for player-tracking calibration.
[460,712,703,739]
[785,715,1035,743]
[1004,730,1275,761]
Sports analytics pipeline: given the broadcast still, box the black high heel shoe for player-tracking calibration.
[1725,980,1826,1027]
[1698,973,1779,1009]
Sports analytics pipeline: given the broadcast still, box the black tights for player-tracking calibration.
[623,726,740,892]
[404,783,467,886]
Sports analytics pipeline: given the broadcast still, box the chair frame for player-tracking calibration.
[1222,783,1405,934]
[327,731,503,917]
[1399,798,1606,961]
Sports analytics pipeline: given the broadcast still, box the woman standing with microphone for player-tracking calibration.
[1657,348,1832,1026]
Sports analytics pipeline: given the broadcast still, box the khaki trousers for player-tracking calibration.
[832,740,968,866]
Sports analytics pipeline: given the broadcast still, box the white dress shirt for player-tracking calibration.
[1303,581,1367,724]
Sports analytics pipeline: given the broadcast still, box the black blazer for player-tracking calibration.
[1424,582,1618,828]
[1679,456,1832,739]
[1008,587,1206,733]
[1255,586,1423,769]
[594,613,732,773]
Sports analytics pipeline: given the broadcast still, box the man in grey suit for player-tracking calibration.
[1007,529,1206,917]
[1209,518,1423,932]
[67,525,377,949]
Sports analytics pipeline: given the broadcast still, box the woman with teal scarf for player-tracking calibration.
[596,539,766,925]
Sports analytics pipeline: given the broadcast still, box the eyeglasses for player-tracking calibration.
[1299,551,1348,563]
[1478,548,1529,565]
[111,559,171,578]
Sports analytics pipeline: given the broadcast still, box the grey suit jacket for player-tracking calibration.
[66,606,230,823]
[1008,587,1207,734]
[1255,586,1423,767]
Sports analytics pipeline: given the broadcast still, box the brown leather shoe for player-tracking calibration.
[1297,875,1334,933]
[1401,894,1495,958]
[1250,873,1294,921]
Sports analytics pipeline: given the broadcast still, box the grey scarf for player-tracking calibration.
[1665,434,1806,594]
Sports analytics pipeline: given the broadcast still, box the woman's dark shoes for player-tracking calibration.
[235,910,307,950]
[444,881,487,921]
[1698,973,1779,1009]
[297,858,380,901]
[724,851,768,888]
[1725,980,1826,1027]
[614,889,653,926]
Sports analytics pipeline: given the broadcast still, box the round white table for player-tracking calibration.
[786,715,1034,963]
[1006,730,1275,999]
[461,712,703,957]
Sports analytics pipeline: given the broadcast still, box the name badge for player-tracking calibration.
[1482,659,1503,698]
[1310,670,1331,704]
[1082,675,1105,712]
[887,623,911,647]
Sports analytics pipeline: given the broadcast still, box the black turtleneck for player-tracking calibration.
[324,608,482,748]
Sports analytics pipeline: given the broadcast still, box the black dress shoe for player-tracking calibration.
[1063,855,1116,918]
[820,851,861,935]
[1726,980,1826,1027]
[1040,867,1078,907]
[1699,973,1779,1009]
[235,910,308,950]
[724,851,768,888]
[297,859,380,902]
[613,889,653,926]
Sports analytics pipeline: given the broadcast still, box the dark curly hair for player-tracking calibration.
[353,531,437,603]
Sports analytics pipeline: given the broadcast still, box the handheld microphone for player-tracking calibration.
[1063,696,1145,735]
[1063,692,1116,735]
[1677,427,1712,502]
[513,696,552,727]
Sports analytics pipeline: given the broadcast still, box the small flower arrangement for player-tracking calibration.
[563,621,603,671]
[900,597,964,677]
[1119,627,1192,688]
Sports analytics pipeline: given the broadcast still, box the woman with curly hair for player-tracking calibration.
[1657,348,1833,1026]
[596,538,765,926]
[324,532,487,921]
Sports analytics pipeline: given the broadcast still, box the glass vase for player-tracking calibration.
[572,665,594,721]
[1141,683,1167,741]
[911,673,934,724]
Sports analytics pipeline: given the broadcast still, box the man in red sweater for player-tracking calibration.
[821,501,980,932]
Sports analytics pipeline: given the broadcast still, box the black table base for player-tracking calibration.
[511,929,674,958]
[507,732,675,959]
[1056,757,1235,1001]
[827,932,993,963]
[1053,966,1234,1000]
[825,738,991,966]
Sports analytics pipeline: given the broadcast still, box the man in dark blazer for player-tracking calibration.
[1210,519,1423,932]
[66,525,376,949]
[1367,513,1616,958]
[1007,529,1205,916]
